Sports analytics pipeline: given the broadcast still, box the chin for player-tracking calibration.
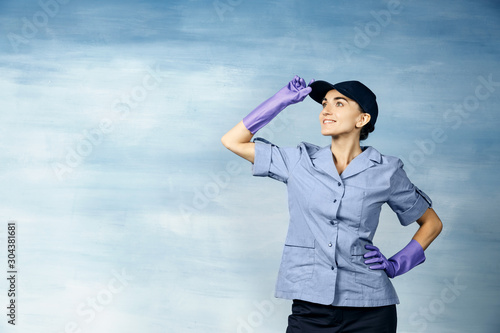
[321,129,335,136]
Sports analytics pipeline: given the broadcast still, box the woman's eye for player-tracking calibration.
[336,102,343,107]
[322,103,327,108]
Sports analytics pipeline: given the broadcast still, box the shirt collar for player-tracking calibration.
[309,145,382,180]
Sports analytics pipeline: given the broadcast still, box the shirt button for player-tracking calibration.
[331,266,335,270]
[333,199,337,203]
[330,220,335,225]
[328,243,332,247]
[337,182,341,186]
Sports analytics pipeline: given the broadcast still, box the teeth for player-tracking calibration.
[324,120,334,123]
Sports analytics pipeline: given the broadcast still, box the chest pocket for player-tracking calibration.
[337,185,366,230]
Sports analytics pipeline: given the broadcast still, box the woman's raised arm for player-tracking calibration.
[221,76,313,164]
[221,121,255,163]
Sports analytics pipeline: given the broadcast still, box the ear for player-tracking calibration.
[356,113,371,128]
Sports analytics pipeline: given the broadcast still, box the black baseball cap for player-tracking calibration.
[309,80,378,132]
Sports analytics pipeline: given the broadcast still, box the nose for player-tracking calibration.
[322,107,332,115]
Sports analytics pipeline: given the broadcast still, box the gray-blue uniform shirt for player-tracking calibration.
[251,138,432,307]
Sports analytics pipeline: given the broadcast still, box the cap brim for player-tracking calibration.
[309,80,336,104]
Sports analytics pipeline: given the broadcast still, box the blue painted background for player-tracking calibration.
[1,0,499,332]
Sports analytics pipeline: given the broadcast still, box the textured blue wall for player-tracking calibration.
[1,0,499,332]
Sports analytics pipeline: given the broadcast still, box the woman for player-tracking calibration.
[221,75,442,332]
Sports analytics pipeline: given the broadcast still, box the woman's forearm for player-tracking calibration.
[412,208,443,250]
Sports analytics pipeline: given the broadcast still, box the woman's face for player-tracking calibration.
[319,89,370,138]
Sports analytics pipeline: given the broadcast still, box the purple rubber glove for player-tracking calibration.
[363,239,426,278]
[243,75,314,134]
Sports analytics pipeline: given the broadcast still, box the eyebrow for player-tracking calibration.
[322,97,349,103]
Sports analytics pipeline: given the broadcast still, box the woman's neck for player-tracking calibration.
[330,136,362,175]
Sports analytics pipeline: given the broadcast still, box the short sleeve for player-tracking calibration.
[252,137,301,183]
[387,159,433,226]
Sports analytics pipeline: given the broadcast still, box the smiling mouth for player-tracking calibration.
[323,119,336,124]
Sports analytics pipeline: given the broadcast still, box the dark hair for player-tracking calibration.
[360,126,370,141]
[358,105,374,141]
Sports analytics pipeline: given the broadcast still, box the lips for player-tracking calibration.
[323,119,336,124]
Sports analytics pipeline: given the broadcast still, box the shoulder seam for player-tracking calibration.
[286,143,307,181]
